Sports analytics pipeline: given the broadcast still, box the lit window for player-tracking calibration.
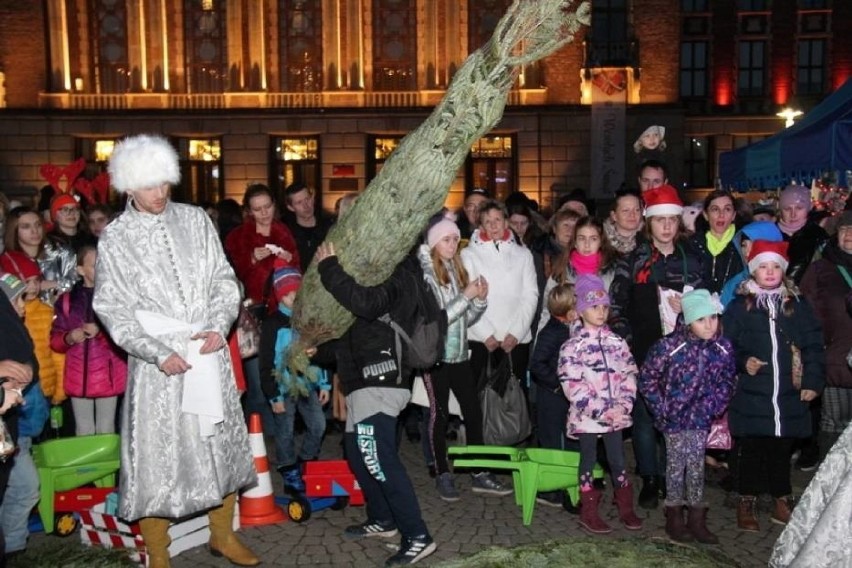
[374,138,400,161]
[95,140,115,162]
[188,139,222,161]
[471,136,512,158]
[275,138,318,161]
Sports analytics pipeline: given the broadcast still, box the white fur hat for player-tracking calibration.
[108,134,181,193]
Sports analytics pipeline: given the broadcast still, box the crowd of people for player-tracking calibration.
[0,138,849,566]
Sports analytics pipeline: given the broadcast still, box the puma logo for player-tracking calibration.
[380,348,392,357]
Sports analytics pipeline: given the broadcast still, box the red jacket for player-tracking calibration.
[50,286,127,399]
[224,219,300,312]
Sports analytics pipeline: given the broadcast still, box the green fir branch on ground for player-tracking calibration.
[433,537,742,568]
[8,539,138,568]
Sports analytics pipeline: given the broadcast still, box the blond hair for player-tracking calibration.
[547,282,576,317]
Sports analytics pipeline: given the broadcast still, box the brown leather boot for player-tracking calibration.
[578,489,612,534]
[664,505,693,543]
[737,495,760,532]
[208,493,261,566]
[612,484,643,530]
[771,496,793,525]
[686,505,719,544]
[138,517,172,568]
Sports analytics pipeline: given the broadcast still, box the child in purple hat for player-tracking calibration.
[558,274,642,534]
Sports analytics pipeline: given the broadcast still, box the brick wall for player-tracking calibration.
[0,0,47,108]
[634,0,680,104]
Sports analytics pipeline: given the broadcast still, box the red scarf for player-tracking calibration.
[569,250,602,275]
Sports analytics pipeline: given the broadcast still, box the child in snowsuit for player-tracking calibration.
[639,289,736,543]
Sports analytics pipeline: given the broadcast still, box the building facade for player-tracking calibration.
[0,0,849,211]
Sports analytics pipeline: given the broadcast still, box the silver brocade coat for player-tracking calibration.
[93,200,255,521]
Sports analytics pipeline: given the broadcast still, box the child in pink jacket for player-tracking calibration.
[50,246,127,435]
[558,274,641,535]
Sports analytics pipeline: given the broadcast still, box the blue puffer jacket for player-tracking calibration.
[417,245,485,364]
[639,323,736,433]
[258,306,329,402]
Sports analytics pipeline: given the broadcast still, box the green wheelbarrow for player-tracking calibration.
[33,434,121,535]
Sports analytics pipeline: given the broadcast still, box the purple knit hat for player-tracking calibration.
[575,274,610,313]
[779,184,812,211]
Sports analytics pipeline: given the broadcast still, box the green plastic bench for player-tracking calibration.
[449,445,605,525]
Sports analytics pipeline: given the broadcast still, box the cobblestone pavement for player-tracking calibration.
[29,429,815,567]
[163,431,814,568]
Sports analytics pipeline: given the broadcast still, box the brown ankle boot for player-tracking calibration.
[612,484,643,530]
[771,496,793,525]
[664,505,693,543]
[138,517,172,568]
[578,489,612,534]
[686,505,718,544]
[208,493,261,566]
[737,496,760,532]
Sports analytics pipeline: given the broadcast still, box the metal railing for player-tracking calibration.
[37,87,548,111]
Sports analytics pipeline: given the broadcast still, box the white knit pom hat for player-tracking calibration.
[108,134,181,193]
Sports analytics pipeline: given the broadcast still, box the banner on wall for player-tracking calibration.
[589,69,627,199]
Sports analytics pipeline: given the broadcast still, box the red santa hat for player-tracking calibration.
[747,240,790,273]
[643,185,683,217]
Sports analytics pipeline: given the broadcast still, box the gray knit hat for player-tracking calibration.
[0,272,25,302]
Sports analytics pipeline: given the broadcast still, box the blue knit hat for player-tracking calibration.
[682,289,721,325]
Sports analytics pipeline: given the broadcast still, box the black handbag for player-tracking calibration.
[479,352,531,446]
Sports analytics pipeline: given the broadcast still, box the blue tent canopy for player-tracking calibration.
[719,78,852,190]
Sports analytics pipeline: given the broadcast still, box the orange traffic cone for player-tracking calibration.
[239,413,287,526]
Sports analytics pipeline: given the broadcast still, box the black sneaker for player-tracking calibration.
[385,534,437,566]
[796,454,819,472]
[344,520,399,540]
[535,491,563,508]
[471,472,513,496]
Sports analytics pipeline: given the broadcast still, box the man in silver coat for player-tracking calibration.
[93,134,258,568]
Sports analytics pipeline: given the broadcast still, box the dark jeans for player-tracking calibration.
[737,436,795,498]
[631,396,666,477]
[242,356,276,436]
[535,387,578,451]
[425,361,483,474]
[345,412,429,539]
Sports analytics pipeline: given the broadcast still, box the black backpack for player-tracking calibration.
[380,272,448,372]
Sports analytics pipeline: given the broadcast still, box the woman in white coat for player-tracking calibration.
[461,200,539,401]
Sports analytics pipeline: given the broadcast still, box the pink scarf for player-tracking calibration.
[777,218,806,237]
[570,250,602,275]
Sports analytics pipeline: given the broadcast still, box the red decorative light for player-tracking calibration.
[715,81,732,106]
[772,81,790,106]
